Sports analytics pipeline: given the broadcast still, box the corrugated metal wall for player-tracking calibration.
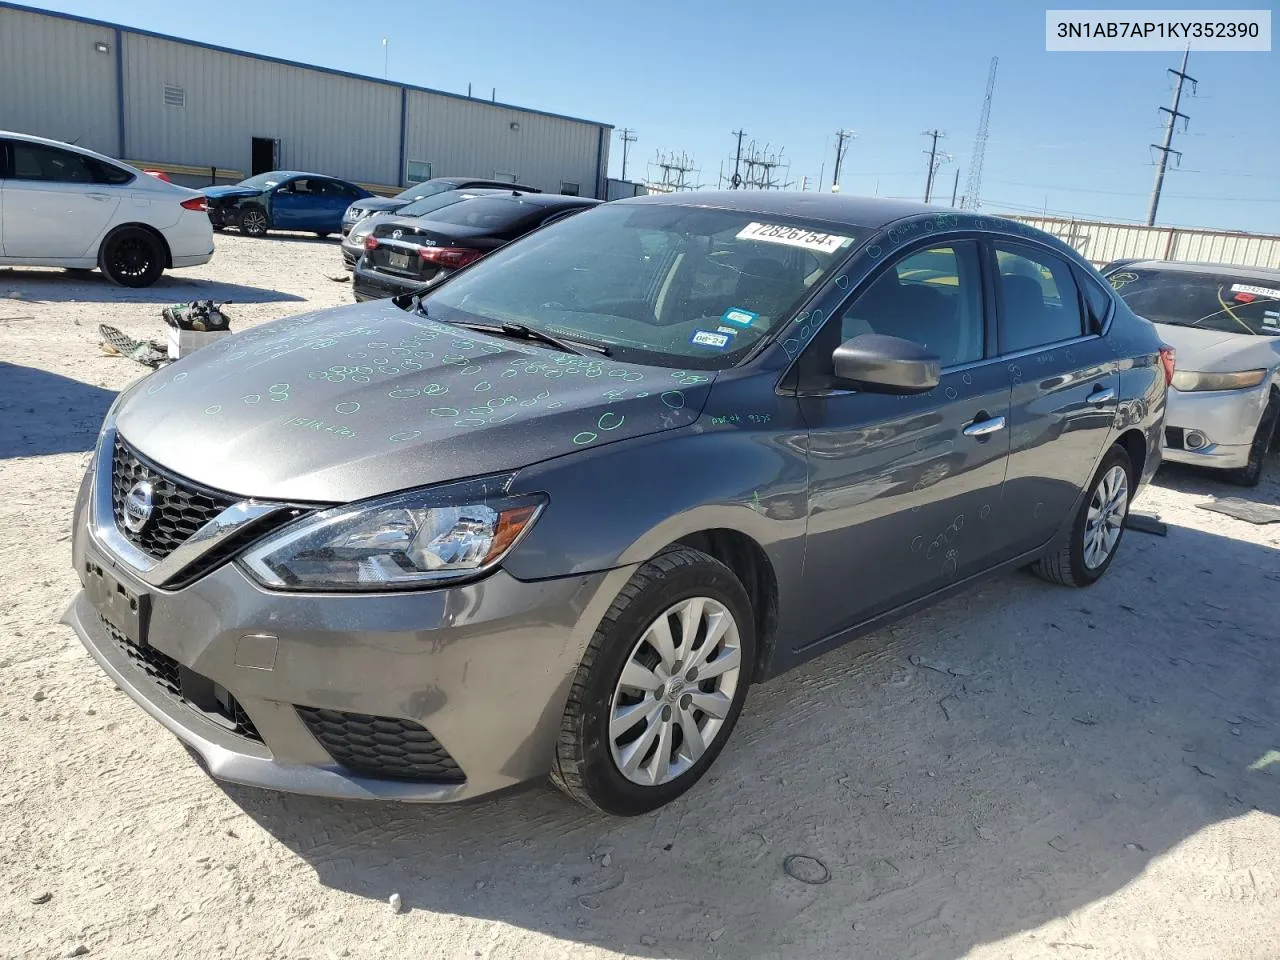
[0,8,119,155]
[404,91,603,196]
[1008,215,1280,270]
[0,4,610,196]
[122,33,401,185]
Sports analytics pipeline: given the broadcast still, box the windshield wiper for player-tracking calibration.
[445,320,611,356]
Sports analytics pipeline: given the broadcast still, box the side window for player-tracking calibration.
[837,242,985,368]
[11,143,101,184]
[91,161,134,186]
[995,244,1085,352]
[1076,269,1113,332]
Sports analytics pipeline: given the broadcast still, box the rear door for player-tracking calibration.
[988,240,1118,558]
[1,140,123,258]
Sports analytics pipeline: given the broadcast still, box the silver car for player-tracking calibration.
[64,193,1166,815]
[1105,260,1280,485]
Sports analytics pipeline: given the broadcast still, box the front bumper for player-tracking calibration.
[1162,383,1269,470]
[63,456,633,802]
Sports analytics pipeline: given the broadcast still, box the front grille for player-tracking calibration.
[100,615,262,743]
[111,436,237,560]
[295,707,465,783]
[1165,426,1185,450]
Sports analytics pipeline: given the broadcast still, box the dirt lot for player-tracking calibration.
[2,234,1277,960]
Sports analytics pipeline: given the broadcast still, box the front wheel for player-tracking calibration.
[239,205,269,237]
[552,548,755,815]
[1032,444,1133,587]
[1226,394,1279,487]
[99,228,165,287]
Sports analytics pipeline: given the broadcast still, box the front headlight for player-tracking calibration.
[1170,369,1268,392]
[239,476,545,592]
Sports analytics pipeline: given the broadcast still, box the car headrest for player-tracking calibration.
[1001,273,1045,316]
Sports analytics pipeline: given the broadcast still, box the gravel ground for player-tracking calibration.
[2,234,1277,960]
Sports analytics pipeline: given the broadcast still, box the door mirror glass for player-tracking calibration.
[832,333,940,394]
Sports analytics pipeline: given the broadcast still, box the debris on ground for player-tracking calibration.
[1197,498,1280,525]
[782,855,831,885]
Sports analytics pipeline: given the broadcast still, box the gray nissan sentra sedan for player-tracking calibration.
[64,192,1168,816]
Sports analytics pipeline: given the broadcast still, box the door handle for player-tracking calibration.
[86,193,111,201]
[1087,387,1117,405]
[963,415,1006,437]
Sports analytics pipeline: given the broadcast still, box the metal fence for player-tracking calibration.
[1003,215,1280,270]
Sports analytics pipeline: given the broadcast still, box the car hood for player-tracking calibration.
[352,197,407,213]
[115,301,713,503]
[1153,322,1280,372]
[201,184,262,200]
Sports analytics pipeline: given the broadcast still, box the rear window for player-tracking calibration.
[1108,268,1280,336]
[422,197,540,231]
[398,191,484,218]
[395,180,454,202]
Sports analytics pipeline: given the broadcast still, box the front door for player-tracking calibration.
[0,140,121,259]
[795,239,1013,647]
[988,241,1118,558]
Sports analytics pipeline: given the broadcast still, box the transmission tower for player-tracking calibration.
[961,57,998,210]
[646,150,700,193]
[1146,48,1196,226]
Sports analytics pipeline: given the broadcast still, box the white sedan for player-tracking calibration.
[1105,259,1280,486]
[0,131,213,287]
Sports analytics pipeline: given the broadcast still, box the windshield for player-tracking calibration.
[394,180,455,202]
[418,203,867,369]
[238,172,285,190]
[1108,267,1280,336]
[397,190,486,219]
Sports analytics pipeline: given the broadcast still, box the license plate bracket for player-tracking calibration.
[388,251,411,271]
[84,560,151,647]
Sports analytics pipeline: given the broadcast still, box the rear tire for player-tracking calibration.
[551,548,755,816]
[99,228,165,288]
[239,205,269,237]
[1032,444,1133,588]
[314,231,331,238]
[1226,394,1278,487]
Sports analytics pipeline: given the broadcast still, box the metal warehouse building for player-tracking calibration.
[0,3,613,197]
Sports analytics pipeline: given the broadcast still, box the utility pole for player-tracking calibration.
[950,167,961,206]
[922,129,949,203]
[831,129,854,193]
[1146,48,1196,226]
[730,130,746,188]
[618,128,638,181]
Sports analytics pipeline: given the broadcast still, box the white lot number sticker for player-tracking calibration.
[1232,283,1280,301]
[736,222,851,254]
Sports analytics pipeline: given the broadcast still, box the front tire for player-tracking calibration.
[1226,393,1278,487]
[239,205,269,237]
[1032,444,1133,587]
[99,228,165,288]
[552,548,755,816]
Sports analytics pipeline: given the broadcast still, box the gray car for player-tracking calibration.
[63,192,1167,816]
[1103,260,1280,485]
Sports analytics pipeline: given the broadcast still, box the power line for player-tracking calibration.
[1146,48,1197,225]
[617,128,638,182]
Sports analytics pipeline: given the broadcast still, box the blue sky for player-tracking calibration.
[35,0,1280,232]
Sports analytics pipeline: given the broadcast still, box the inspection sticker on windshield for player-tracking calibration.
[736,222,851,253]
[690,330,731,349]
[721,307,757,327]
[716,325,740,336]
[1264,310,1279,327]
[1232,283,1280,301]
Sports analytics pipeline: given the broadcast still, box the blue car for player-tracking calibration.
[202,171,374,238]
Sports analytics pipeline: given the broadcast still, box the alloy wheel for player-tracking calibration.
[242,209,268,235]
[1083,464,1128,569]
[113,237,153,280]
[608,596,743,787]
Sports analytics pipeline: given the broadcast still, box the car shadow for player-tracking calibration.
[0,268,305,304]
[0,362,116,458]
[228,520,1279,959]
[1154,458,1280,506]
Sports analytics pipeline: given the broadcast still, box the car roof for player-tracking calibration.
[436,176,538,188]
[617,189,949,230]
[1112,259,1280,283]
[483,192,600,208]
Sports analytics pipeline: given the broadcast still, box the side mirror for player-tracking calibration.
[832,333,940,395]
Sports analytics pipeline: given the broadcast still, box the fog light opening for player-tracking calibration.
[1185,431,1208,450]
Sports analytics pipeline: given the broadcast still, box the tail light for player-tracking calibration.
[419,247,483,269]
[1158,344,1176,386]
[181,196,207,212]
[364,236,380,250]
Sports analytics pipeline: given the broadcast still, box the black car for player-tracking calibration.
[352,192,601,300]
[341,176,542,235]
